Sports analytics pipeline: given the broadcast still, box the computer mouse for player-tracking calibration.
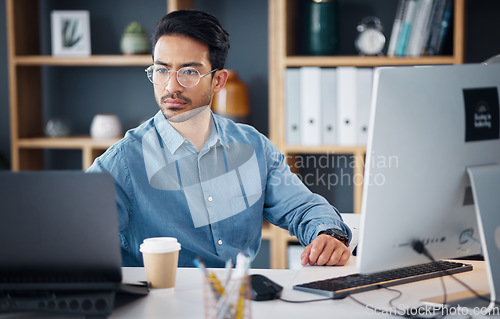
[250,274,283,301]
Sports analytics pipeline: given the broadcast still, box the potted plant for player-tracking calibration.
[120,21,149,55]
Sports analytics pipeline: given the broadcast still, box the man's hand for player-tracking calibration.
[300,234,350,266]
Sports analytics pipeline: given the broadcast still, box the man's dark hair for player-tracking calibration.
[152,10,230,71]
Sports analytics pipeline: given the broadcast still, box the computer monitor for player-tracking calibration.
[357,63,500,274]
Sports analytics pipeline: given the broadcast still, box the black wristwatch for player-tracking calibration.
[318,228,349,246]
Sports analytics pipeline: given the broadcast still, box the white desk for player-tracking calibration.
[113,258,491,319]
[0,258,491,319]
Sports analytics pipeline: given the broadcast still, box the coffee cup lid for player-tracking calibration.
[140,237,181,253]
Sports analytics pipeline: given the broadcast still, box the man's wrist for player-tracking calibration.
[318,228,349,246]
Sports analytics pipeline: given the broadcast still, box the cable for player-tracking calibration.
[279,240,497,316]
[349,287,451,319]
[387,286,404,308]
[411,240,500,313]
[411,240,449,311]
[279,296,332,303]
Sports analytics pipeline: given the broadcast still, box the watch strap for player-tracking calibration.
[318,228,349,246]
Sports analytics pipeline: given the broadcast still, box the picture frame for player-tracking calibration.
[51,10,91,57]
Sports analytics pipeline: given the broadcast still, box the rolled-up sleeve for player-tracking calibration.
[262,140,352,246]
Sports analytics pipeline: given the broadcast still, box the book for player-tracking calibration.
[285,68,301,145]
[434,0,453,55]
[395,0,419,57]
[300,67,322,146]
[387,0,409,57]
[321,68,337,145]
[423,0,447,56]
[407,0,434,57]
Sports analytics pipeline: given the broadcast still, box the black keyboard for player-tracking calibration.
[293,260,473,299]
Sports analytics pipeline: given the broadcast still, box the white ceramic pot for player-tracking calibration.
[120,33,149,55]
[90,114,122,139]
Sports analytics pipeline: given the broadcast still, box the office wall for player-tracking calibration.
[466,1,500,63]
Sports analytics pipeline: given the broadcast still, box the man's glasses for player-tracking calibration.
[145,65,218,88]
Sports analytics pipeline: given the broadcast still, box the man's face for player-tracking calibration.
[152,35,222,122]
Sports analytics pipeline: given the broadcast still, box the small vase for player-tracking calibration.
[300,0,339,56]
[90,114,122,139]
[120,33,149,55]
[44,118,71,137]
[212,70,250,124]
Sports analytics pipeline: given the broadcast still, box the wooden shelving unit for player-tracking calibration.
[268,0,466,268]
[13,55,153,66]
[6,0,160,170]
[6,0,200,170]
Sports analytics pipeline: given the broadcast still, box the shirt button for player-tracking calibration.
[208,196,213,202]
[218,239,223,245]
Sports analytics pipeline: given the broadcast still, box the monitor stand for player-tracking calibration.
[421,164,500,314]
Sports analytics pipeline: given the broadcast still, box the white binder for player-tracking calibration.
[336,67,357,146]
[321,68,337,145]
[356,68,373,145]
[285,68,301,145]
[300,67,322,146]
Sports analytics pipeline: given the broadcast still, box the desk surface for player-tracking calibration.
[117,258,490,319]
[0,258,490,319]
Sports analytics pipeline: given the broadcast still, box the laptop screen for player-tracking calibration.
[0,171,122,290]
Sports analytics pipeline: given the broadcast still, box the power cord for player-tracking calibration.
[278,240,497,317]
[411,239,500,312]
[279,296,332,303]
[411,240,448,310]
[349,287,454,319]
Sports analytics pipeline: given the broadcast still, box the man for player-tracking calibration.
[87,10,351,268]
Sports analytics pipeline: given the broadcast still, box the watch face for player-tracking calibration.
[356,28,385,55]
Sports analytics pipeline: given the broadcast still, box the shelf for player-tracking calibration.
[284,145,366,155]
[14,55,152,66]
[15,136,120,170]
[285,55,462,68]
[269,0,466,268]
[16,136,120,149]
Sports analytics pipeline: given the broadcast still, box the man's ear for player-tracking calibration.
[212,69,229,94]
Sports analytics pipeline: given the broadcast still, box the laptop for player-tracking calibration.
[0,171,148,317]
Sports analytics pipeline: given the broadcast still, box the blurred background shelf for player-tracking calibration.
[14,55,152,66]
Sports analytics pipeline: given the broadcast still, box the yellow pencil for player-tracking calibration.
[209,273,225,297]
[235,280,247,319]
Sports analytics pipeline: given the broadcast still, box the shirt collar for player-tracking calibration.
[211,112,230,149]
[154,110,228,154]
[154,111,185,154]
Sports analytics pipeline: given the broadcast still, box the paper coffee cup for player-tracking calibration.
[140,237,181,289]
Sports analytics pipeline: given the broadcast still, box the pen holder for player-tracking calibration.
[204,275,252,319]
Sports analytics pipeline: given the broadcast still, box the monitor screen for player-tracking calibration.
[357,63,500,273]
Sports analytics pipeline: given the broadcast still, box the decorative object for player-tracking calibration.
[299,0,339,56]
[211,70,250,124]
[44,118,71,138]
[120,21,150,55]
[355,16,386,56]
[51,10,91,56]
[90,114,122,139]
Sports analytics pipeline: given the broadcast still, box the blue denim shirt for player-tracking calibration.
[87,110,351,267]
